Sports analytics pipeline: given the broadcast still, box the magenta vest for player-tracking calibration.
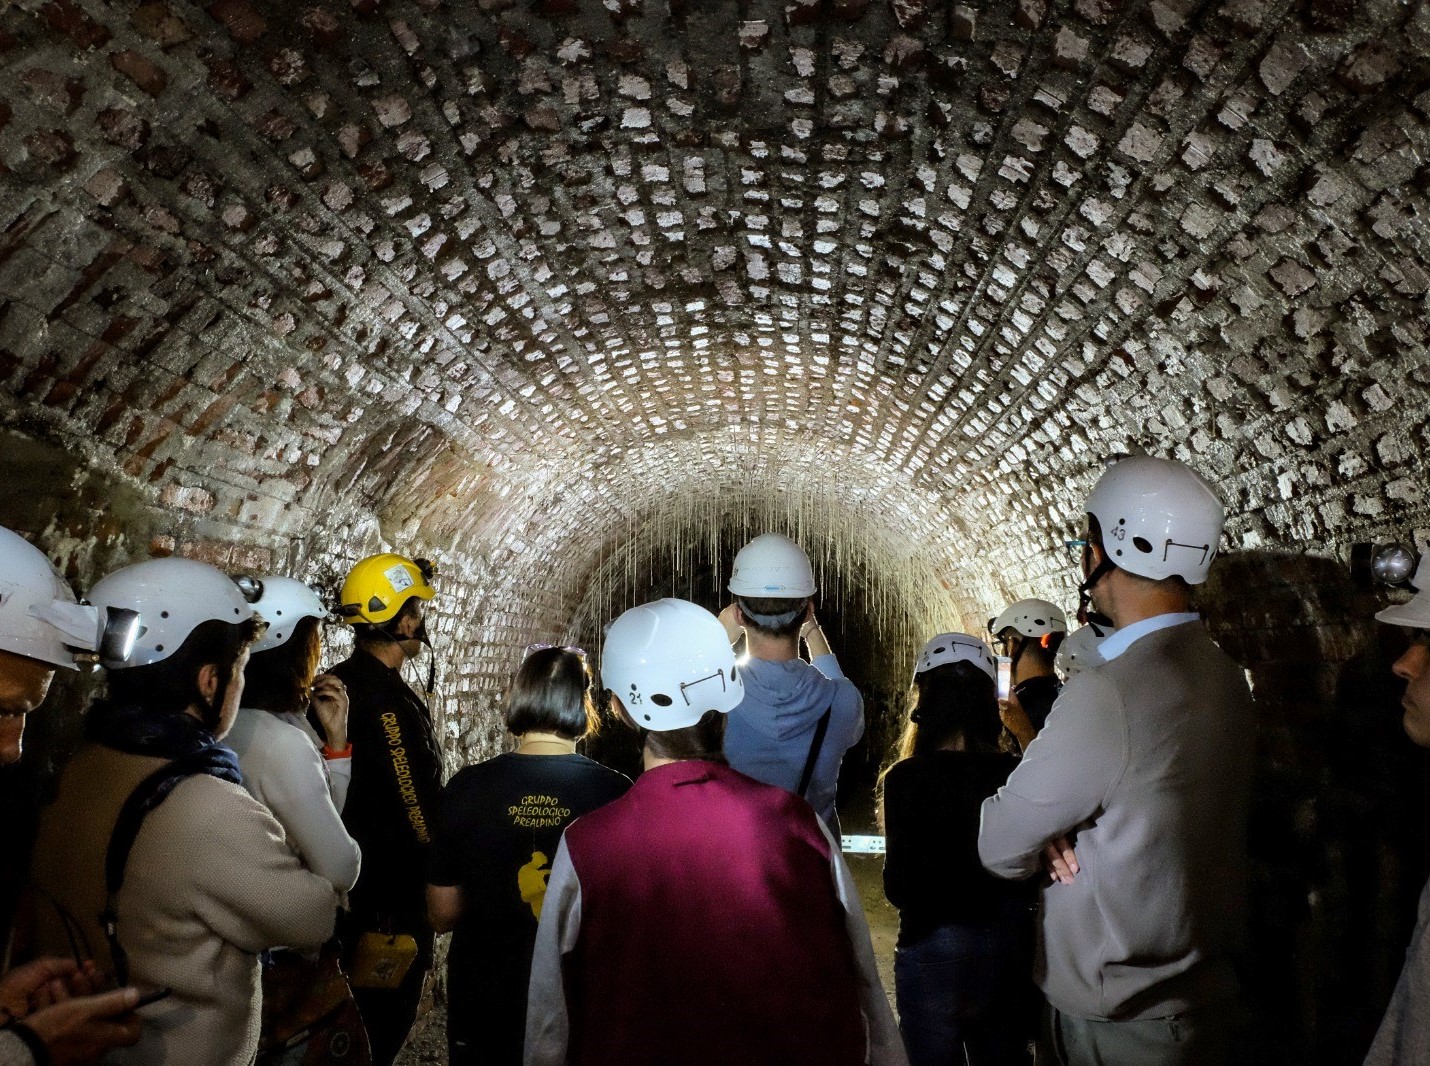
[561,760,868,1065]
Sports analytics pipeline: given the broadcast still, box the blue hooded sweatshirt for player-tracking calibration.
[723,653,864,839]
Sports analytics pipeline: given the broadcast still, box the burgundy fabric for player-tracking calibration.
[562,760,868,1066]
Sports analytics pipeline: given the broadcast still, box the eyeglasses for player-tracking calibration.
[523,643,586,659]
[1065,538,1089,557]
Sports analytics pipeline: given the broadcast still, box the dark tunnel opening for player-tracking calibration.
[570,531,931,811]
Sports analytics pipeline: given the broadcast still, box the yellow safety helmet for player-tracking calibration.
[337,553,437,626]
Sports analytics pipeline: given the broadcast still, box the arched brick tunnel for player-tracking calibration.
[4,0,1430,1061]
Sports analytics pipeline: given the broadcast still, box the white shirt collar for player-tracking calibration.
[1098,612,1202,661]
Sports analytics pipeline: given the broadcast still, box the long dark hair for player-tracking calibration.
[643,709,727,764]
[899,660,1001,757]
[242,616,322,717]
[506,646,600,740]
[877,660,1000,829]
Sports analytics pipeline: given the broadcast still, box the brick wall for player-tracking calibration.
[4,0,1430,1058]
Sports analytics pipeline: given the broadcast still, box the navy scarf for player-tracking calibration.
[86,700,244,792]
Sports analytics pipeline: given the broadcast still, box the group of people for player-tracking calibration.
[1,452,1429,1065]
[0,545,445,1065]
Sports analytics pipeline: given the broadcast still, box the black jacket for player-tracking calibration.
[329,649,444,929]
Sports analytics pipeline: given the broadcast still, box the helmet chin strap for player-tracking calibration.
[419,629,435,698]
[1077,556,1117,632]
[372,615,437,699]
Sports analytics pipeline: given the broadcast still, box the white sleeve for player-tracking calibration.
[324,754,352,814]
[263,730,362,891]
[525,836,582,1066]
[816,819,909,1066]
[0,1030,36,1066]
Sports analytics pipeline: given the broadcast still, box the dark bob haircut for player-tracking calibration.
[505,646,599,740]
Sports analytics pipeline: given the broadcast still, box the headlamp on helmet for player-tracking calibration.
[1368,543,1430,631]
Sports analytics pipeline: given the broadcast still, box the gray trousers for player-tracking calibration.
[1043,1002,1240,1066]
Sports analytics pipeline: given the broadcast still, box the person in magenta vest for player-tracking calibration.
[524,598,905,1066]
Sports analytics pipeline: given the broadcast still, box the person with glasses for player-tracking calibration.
[525,599,905,1066]
[0,527,146,1065]
[988,598,1068,752]
[24,558,338,1064]
[329,553,446,1066]
[979,456,1253,1066]
[426,645,628,1065]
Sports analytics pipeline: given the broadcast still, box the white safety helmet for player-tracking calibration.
[89,558,255,668]
[250,576,328,654]
[989,598,1068,639]
[1086,455,1225,585]
[1056,623,1115,680]
[0,527,139,671]
[728,534,816,598]
[913,632,997,683]
[1376,553,1430,629]
[601,598,745,731]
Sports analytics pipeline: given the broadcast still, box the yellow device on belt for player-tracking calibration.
[348,932,418,989]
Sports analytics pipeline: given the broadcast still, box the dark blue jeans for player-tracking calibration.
[894,921,1034,1066]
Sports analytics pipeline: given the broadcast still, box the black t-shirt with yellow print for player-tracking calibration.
[429,751,629,1063]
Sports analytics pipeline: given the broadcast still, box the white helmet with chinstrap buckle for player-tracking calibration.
[601,598,744,731]
[1086,455,1225,585]
[914,632,997,682]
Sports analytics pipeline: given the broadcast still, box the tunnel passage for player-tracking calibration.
[4,0,1430,1061]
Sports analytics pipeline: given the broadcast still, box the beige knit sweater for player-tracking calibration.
[28,744,338,1065]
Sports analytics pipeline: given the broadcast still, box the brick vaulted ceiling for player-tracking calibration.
[3,0,1430,734]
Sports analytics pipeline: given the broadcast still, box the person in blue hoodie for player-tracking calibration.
[717,533,864,840]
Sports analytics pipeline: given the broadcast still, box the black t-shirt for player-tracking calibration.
[882,749,1036,944]
[429,752,629,1057]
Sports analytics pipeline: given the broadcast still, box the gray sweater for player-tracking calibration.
[1364,874,1430,1064]
[978,620,1253,1021]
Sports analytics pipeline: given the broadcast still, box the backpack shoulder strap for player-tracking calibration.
[100,752,212,983]
[797,704,835,799]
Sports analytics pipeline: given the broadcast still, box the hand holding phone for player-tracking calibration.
[996,655,1012,701]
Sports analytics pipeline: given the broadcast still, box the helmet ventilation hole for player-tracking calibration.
[651,694,673,707]
[1132,537,1154,554]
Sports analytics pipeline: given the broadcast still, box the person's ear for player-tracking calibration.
[803,601,815,623]
[197,662,220,702]
[733,605,746,627]
[1082,538,1106,578]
